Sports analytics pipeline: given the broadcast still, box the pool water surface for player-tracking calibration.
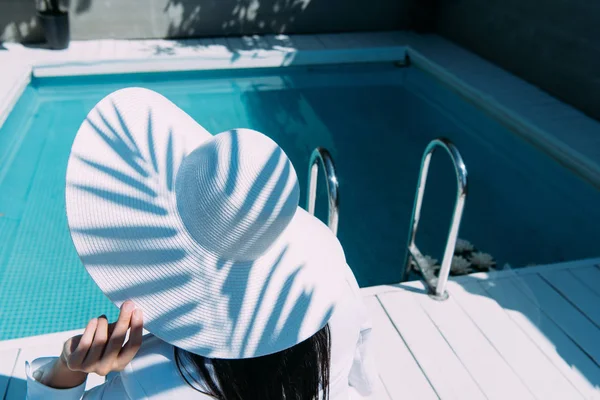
[0,63,599,340]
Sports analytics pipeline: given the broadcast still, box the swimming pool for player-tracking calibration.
[1,63,599,340]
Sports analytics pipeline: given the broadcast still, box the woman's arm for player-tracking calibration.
[27,301,143,399]
[37,354,88,389]
[42,301,143,388]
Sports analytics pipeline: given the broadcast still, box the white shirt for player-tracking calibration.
[26,265,377,399]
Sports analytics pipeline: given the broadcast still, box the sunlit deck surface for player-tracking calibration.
[2,259,599,399]
[362,259,600,399]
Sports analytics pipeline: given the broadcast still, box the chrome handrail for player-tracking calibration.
[404,138,468,300]
[306,147,339,235]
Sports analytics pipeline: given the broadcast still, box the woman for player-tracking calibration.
[26,88,377,399]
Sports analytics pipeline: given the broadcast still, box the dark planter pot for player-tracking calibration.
[37,11,70,50]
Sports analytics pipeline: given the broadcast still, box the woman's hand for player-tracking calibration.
[40,301,143,389]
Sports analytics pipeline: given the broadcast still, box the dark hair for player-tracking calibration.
[174,324,331,400]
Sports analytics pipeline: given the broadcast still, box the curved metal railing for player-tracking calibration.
[404,138,468,300]
[306,147,339,235]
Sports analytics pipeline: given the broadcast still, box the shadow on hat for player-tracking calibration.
[65,88,347,359]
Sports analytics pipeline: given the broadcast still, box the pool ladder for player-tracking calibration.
[306,147,340,236]
[404,138,468,300]
[306,138,467,300]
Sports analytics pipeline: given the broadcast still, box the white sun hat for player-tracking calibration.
[65,87,347,359]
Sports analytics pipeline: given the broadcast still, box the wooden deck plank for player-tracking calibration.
[363,296,438,400]
[5,347,38,399]
[0,348,19,398]
[364,260,600,299]
[350,375,391,400]
[410,282,535,400]
[378,290,486,399]
[570,265,600,298]
[515,274,600,364]
[449,281,583,399]
[541,269,600,328]
[451,259,600,284]
[479,278,600,399]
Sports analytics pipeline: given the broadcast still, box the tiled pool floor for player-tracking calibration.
[0,91,114,339]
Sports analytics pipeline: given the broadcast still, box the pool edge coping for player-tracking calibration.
[404,36,600,189]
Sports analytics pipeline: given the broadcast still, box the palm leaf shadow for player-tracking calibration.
[112,101,143,158]
[166,129,175,191]
[71,225,177,239]
[148,302,207,346]
[254,267,303,355]
[106,273,192,301]
[219,146,284,256]
[147,110,160,174]
[217,136,316,357]
[236,247,288,355]
[223,157,294,259]
[161,324,204,342]
[152,302,199,327]
[76,155,157,198]
[82,249,186,266]
[224,130,240,196]
[88,113,147,178]
[221,260,251,346]
[76,101,319,358]
[73,184,168,216]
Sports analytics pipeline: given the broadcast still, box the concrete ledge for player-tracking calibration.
[0,31,407,127]
[403,34,600,188]
[0,60,31,129]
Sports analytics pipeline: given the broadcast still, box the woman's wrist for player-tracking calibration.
[39,353,88,389]
[35,301,143,390]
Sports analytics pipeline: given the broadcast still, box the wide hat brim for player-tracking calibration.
[65,88,347,359]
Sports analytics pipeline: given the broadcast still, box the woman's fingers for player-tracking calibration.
[82,315,109,370]
[67,318,98,369]
[117,308,143,367]
[99,301,135,371]
[61,301,143,376]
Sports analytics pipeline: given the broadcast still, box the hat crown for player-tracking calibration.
[175,129,300,262]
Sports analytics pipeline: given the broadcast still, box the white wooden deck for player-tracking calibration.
[362,259,600,400]
[2,259,599,399]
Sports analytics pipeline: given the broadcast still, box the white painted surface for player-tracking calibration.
[480,277,600,400]
[541,269,600,327]
[570,265,600,298]
[449,281,583,399]
[363,296,438,400]
[0,348,19,398]
[409,281,534,400]
[514,274,600,365]
[0,60,31,129]
[378,290,485,399]
[0,329,83,352]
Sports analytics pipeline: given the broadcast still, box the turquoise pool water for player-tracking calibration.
[1,63,599,340]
